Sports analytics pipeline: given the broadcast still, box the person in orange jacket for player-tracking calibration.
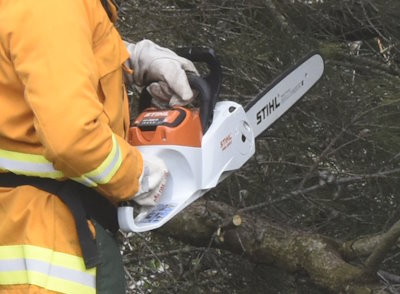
[0,0,198,293]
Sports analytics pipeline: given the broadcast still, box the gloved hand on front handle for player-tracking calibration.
[124,39,199,108]
[133,154,168,206]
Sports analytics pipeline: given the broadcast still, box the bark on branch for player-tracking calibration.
[159,199,392,293]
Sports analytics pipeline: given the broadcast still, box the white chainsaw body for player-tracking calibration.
[118,50,324,233]
[118,101,255,232]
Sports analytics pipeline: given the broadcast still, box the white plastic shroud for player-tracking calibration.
[118,101,255,232]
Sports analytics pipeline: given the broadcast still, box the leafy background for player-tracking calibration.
[115,1,400,292]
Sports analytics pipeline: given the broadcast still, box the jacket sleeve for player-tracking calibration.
[10,0,142,201]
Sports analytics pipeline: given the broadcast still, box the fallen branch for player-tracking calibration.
[159,199,391,293]
[364,219,400,277]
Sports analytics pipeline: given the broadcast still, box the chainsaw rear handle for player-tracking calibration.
[139,47,222,133]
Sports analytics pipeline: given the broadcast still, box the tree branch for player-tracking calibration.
[364,219,400,277]
[159,199,390,293]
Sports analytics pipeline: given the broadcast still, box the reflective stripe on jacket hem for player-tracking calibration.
[0,244,96,293]
[0,134,122,187]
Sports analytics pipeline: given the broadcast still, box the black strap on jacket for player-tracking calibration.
[0,173,119,269]
[101,0,117,21]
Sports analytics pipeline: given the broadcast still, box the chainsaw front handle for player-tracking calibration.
[139,47,222,133]
[176,47,222,132]
[187,73,211,132]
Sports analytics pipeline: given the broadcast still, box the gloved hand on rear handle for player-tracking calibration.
[133,154,168,206]
[124,39,199,108]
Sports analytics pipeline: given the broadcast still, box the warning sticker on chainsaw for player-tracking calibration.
[137,204,177,224]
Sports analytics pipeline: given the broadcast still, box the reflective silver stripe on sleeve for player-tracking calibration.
[89,141,121,184]
[73,134,123,187]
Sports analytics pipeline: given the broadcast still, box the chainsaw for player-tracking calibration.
[118,48,324,232]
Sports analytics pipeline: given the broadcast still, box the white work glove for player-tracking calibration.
[133,154,168,206]
[124,39,199,108]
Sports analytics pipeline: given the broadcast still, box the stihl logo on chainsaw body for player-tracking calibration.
[256,97,281,125]
[220,134,232,151]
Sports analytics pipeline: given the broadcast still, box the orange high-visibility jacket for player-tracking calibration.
[0,0,142,292]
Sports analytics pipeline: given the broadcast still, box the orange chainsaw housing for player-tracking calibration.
[128,107,203,147]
